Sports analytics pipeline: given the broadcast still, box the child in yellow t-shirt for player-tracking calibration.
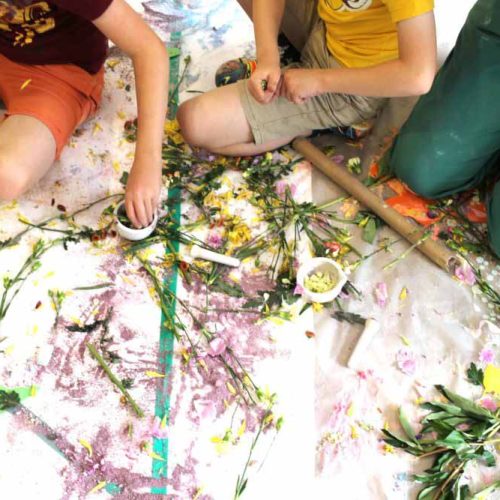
[178,0,436,156]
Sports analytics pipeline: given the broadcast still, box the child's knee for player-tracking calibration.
[177,98,210,148]
[0,158,30,201]
[392,160,442,199]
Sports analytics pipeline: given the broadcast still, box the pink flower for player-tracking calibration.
[151,416,169,439]
[479,397,498,412]
[454,263,476,286]
[294,283,305,296]
[332,155,345,165]
[374,282,388,308]
[207,232,223,248]
[479,348,495,364]
[276,181,297,198]
[396,349,417,376]
[208,338,227,357]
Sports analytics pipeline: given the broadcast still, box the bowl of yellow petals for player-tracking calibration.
[297,258,347,304]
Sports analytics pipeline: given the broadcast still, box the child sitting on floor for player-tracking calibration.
[177,0,437,157]
[0,0,168,228]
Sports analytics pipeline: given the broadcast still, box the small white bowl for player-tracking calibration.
[297,257,347,304]
[115,202,158,241]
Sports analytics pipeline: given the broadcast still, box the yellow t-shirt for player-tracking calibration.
[318,0,434,68]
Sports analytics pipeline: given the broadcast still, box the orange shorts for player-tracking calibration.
[0,53,104,158]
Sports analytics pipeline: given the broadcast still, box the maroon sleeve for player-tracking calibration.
[51,0,114,21]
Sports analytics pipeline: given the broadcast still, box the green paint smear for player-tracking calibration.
[151,33,183,495]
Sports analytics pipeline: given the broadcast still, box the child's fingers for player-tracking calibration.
[134,199,149,228]
[125,199,140,228]
[248,78,266,103]
[266,72,281,94]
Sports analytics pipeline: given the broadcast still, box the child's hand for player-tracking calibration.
[281,68,323,104]
[125,158,161,228]
[248,63,282,104]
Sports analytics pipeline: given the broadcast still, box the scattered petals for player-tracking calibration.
[479,348,495,365]
[145,370,165,378]
[479,396,498,412]
[396,349,417,376]
[208,338,226,357]
[483,364,500,395]
[374,282,388,308]
[151,416,169,439]
[454,262,476,286]
[78,438,93,457]
[88,482,106,494]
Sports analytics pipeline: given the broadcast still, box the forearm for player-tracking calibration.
[253,0,285,64]
[132,41,169,166]
[317,58,436,98]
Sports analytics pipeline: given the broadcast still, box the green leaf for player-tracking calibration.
[420,402,464,416]
[414,472,449,484]
[435,430,469,452]
[399,408,419,445]
[0,389,21,410]
[381,429,419,450]
[466,363,484,387]
[436,385,494,421]
[362,218,377,244]
[417,484,439,500]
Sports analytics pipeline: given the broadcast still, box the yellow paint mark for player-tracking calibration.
[112,161,121,173]
[399,287,408,301]
[145,370,165,378]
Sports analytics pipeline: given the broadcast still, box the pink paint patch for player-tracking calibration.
[396,349,417,376]
[374,282,388,308]
[193,399,217,420]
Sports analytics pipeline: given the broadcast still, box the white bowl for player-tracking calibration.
[115,202,158,241]
[297,257,347,304]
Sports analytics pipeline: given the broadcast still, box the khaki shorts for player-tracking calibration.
[238,0,386,145]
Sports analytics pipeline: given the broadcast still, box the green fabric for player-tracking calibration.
[387,0,500,256]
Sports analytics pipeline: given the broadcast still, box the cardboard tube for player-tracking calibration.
[293,137,457,273]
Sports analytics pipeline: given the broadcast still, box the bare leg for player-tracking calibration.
[0,115,56,201]
[177,83,311,156]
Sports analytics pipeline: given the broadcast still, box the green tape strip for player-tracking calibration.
[151,32,183,495]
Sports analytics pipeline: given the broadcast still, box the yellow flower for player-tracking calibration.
[383,444,395,454]
[484,364,500,395]
[312,302,324,312]
[203,192,222,209]
[228,223,252,246]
